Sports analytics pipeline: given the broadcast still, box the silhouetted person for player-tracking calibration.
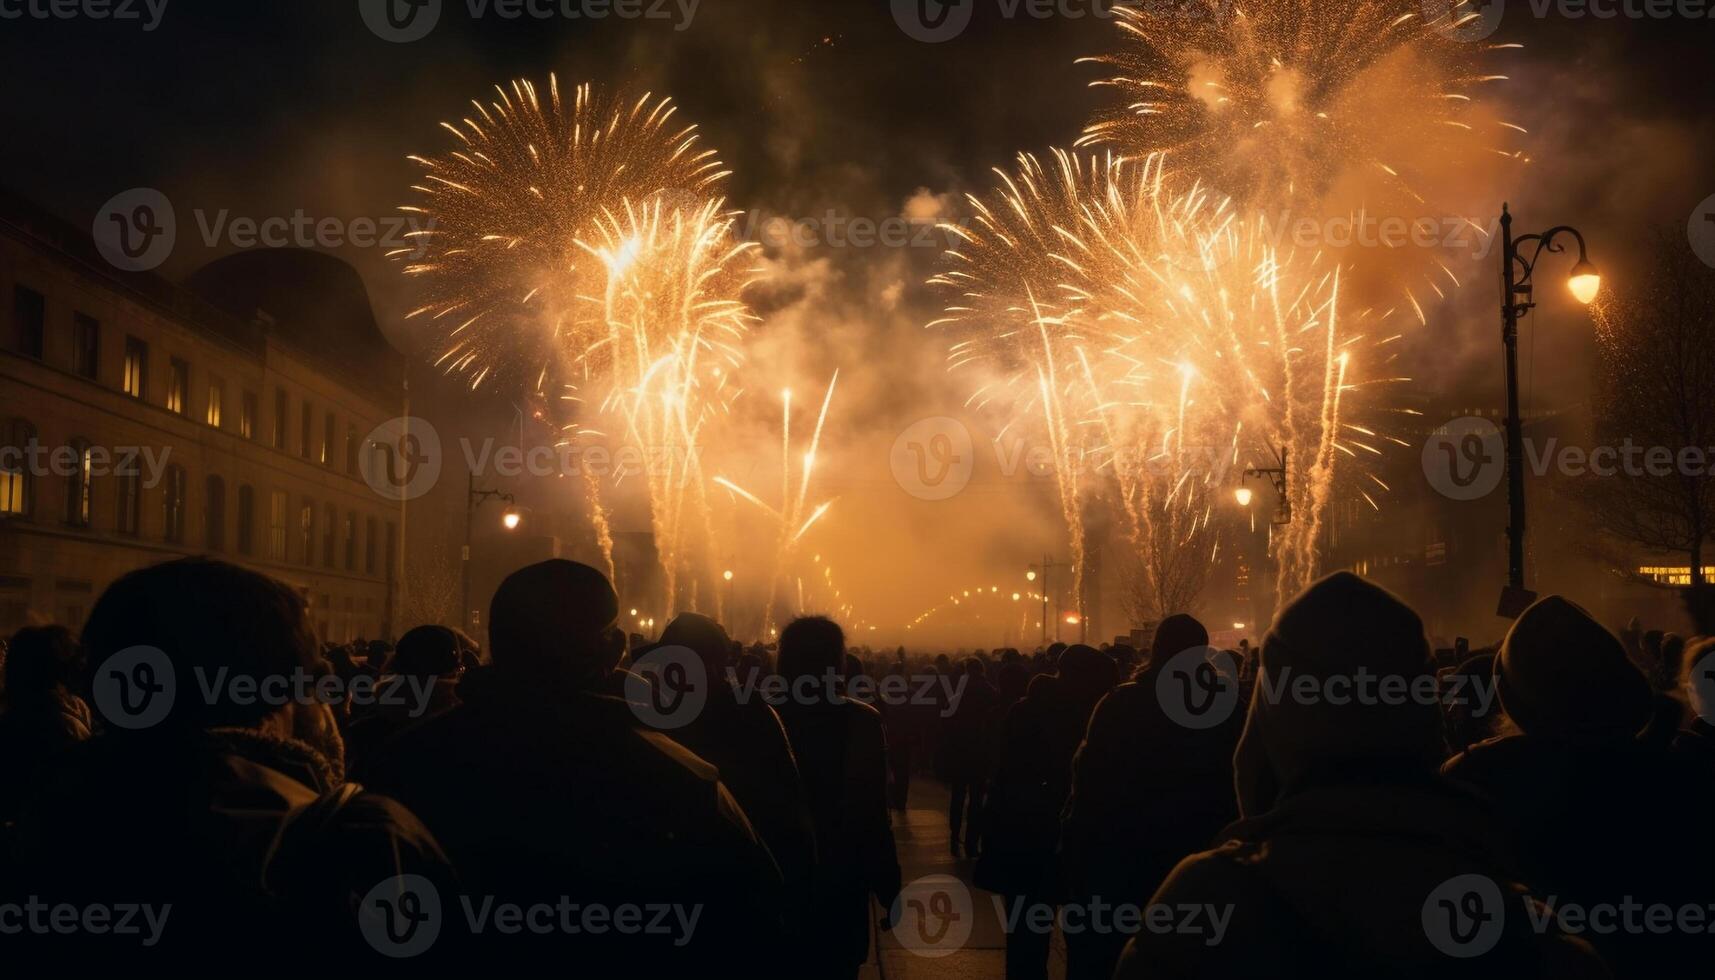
[944,656,997,856]
[8,558,446,970]
[1114,574,1606,979]
[1444,595,1715,976]
[979,644,1118,980]
[359,560,782,970]
[1060,614,1243,980]
[879,661,918,812]
[773,615,901,980]
[342,624,463,768]
[0,625,90,824]
[653,612,818,922]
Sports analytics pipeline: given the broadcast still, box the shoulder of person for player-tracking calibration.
[635,727,722,784]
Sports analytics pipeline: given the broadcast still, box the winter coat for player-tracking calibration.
[1113,773,1610,979]
[1059,674,1242,914]
[775,694,902,969]
[1445,732,1715,976]
[358,674,784,972]
[5,726,446,972]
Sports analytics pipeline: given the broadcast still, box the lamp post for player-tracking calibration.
[461,472,518,634]
[1237,446,1290,524]
[1496,204,1600,617]
[1026,558,1061,646]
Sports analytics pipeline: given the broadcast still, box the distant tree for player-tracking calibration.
[1586,230,1715,628]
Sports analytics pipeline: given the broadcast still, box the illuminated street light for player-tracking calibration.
[723,569,734,582]
[1026,570,1037,582]
[1234,486,1254,508]
[500,507,522,531]
[1496,204,1600,615]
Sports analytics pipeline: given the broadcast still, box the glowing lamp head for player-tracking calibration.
[500,507,522,531]
[1026,570,1037,582]
[723,569,734,582]
[1064,613,1081,626]
[1012,592,1021,601]
[1568,260,1601,305]
[1234,486,1255,508]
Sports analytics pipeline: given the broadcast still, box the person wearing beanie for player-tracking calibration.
[359,560,784,972]
[1059,613,1245,980]
[1115,573,1605,979]
[1445,595,1715,977]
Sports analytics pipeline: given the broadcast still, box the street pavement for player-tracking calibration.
[863,780,1066,980]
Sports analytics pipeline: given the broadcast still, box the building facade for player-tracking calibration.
[0,194,406,641]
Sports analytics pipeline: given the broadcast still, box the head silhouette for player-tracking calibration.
[659,612,733,676]
[1237,571,1442,815]
[388,625,463,681]
[82,558,319,733]
[487,559,624,690]
[1496,594,1651,737]
[1151,613,1209,664]
[777,615,844,682]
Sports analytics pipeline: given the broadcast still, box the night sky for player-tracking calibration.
[3,0,1711,635]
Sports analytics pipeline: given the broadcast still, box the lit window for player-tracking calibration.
[206,379,224,428]
[122,336,147,398]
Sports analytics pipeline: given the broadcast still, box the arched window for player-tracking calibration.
[163,464,187,544]
[205,474,226,551]
[0,419,38,517]
[64,437,92,526]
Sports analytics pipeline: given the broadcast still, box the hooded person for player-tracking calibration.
[650,612,817,923]
[1445,595,1715,976]
[1059,614,1245,980]
[1116,574,1606,979]
[357,560,783,972]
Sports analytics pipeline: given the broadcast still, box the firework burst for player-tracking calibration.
[568,197,761,612]
[394,74,730,394]
[931,151,1408,609]
[395,75,755,610]
[1077,0,1525,317]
